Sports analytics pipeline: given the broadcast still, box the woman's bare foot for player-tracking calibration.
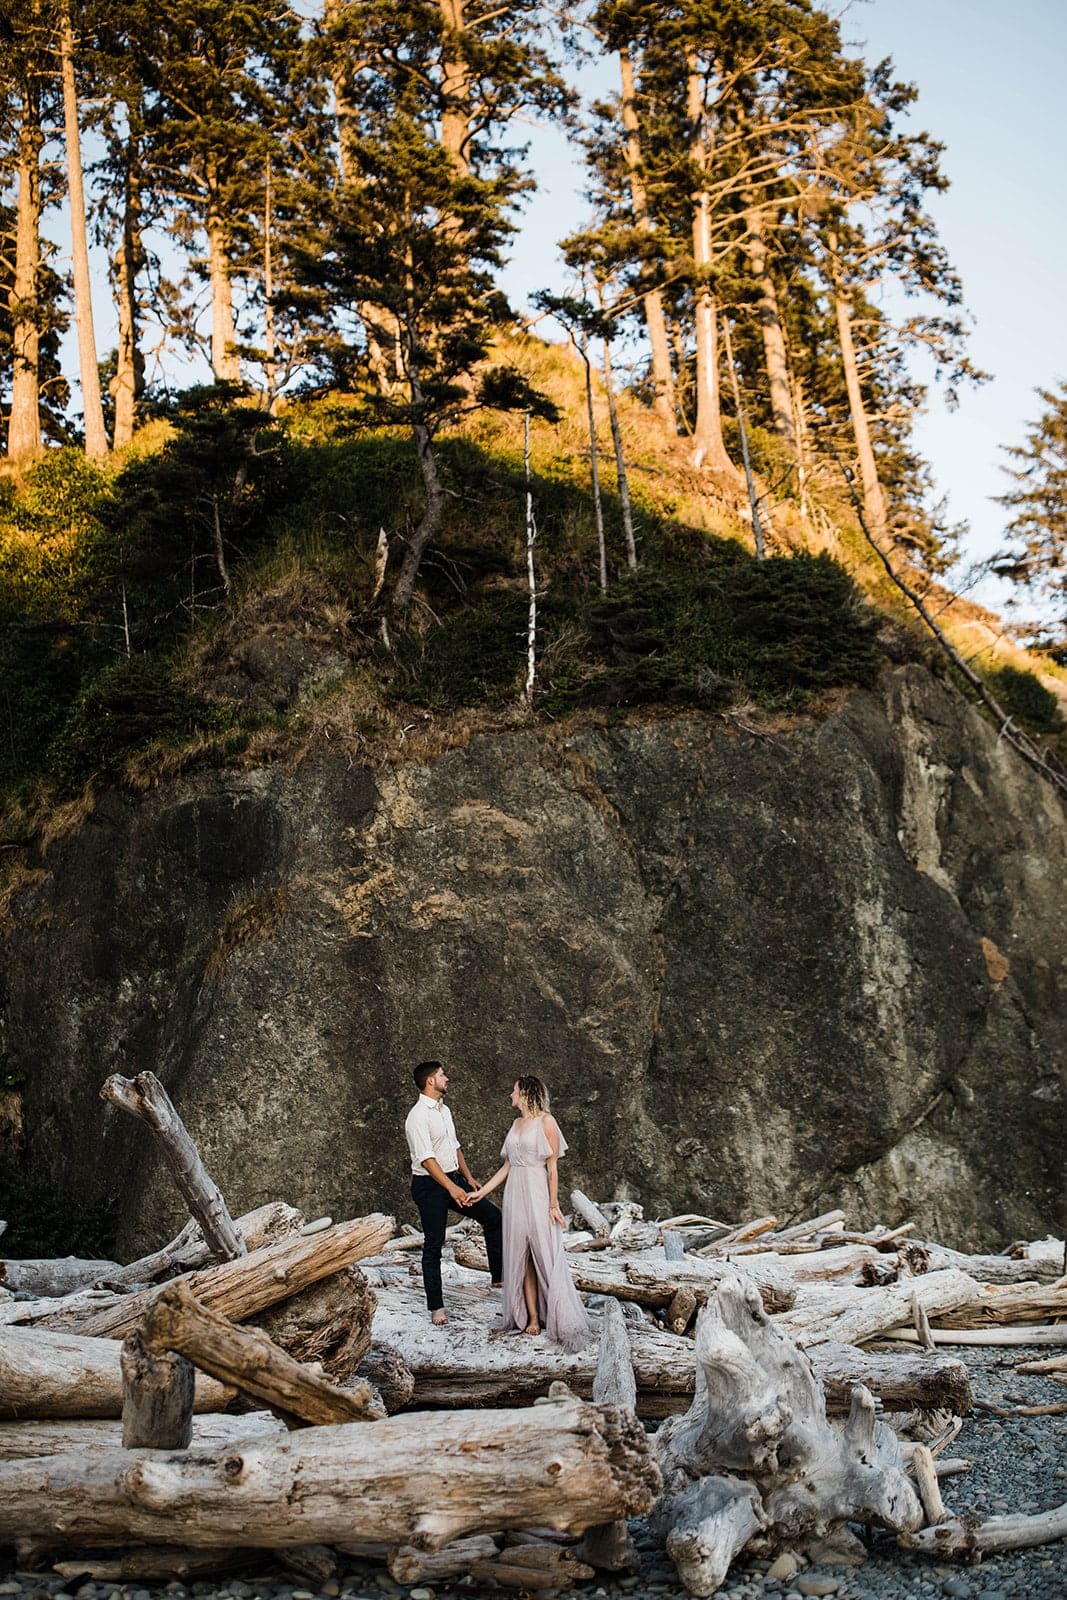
[524,1319,540,1336]
[432,1308,448,1326]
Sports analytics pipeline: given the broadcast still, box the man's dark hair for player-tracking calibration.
[413,1060,443,1092]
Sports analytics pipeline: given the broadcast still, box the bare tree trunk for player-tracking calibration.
[206,190,240,384]
[112,114,144,449]
[602,337,637,568]
[59,2,107,460]
[392,409,445,610]
[686,61,735,479]
[828,237,886,538]
[581,333,608,593]
[721,317,765,559]
[7,83,43,465]
[523,411,538,705]
[619,48,676,432]
[438,0,469,174]
[742,206,796,450]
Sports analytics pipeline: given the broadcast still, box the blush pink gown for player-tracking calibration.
[499,1117,594,1353]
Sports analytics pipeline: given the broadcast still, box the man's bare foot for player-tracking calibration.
[524,1319,540,1336]
[431,1308,448,1326]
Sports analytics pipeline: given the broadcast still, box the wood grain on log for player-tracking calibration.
[101,1072,246,1262]
[250,1267,376,1383]
[0,1326,233,1420]
[572,1254,795,1316]
[355,1342,415,1413]
[574,1297,640,1574]
[388,1535,499,1583]
[808,1341,972,1415]
[58,1214,394,1340]
[0,1257,120,1297]
[900,1501,1067,1557]
[121,1328,194,1448]
[776,1269,980,1348]
[0,1399,661,1550]
[110,1203,307,1289]
[0,1411,286,1460]
[570,1192,611,1237]
[140,1279,382,1425]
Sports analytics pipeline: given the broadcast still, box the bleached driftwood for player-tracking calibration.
[776,1269,981,1347]
[121,1327,194,1448]
[809,1341,972,1415]
[571,1191,612,1237]
[572,1253,796,1316]
[469,1543,596,1589]
[138,1278,382,1424]
[355,1342,415,1413]
[0,1399,660,1549]
[929,1279,1067,1327]
[0,1325,232,1420]
[899,1239,1066,1285]
[250,1265,376,1383]
[574,1297,640,1574]
[900,1500,1067,1558]
[0,1257,121,1297]
[388,1535,500,1583]
[101,1072,246,1261]
[109,1202,307,1289]
[884,1323,1067,1347]
[53,1214,394,1339]
[0,1410,286,1459]
[650,1276,922,1595]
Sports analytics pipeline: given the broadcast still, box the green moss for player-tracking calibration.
[985,664,1065,737]
[394,591,528,709]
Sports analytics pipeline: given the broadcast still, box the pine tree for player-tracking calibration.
[993,382,1067,651]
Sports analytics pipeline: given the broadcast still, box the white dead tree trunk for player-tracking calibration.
[523,411,538,707]
[100,1072,245,1261]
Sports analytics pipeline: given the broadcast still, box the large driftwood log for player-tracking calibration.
[250,1266,376,1382]
[121,1328,194,1448]
[0,1326,233,1420]
[571,1191,611,1237]
[101,1072,246,1261]
[53,1214,394,1340]
[139,1278,382,1424]
[0,1257,120,1297]
[650,1276,922,1595]
[899,1239,1066,1285]
[0,1411,286,1459]
[0,1399,661,1550]
[575,1298,641,1574]
[776,1269,981,1347]
[572,1254,796,1316]
[109,1202,307,1289]
[810,1341,972,1415]
[900,1500,1067,1558]
[52,1548,249,1581]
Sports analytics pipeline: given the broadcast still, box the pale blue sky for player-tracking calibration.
[504,0,1067,613]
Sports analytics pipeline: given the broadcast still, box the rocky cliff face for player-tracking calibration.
[1,664,1063,1255]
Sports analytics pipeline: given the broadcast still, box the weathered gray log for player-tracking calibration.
[0,1326,233,1420]
[121,1327,194,1448]
[101,1072,246,1262]
[776,1269,981,1348]
[56,1214,394,1340]
[52,1548,248,1581]
[899,1238,1066,1285]
[251,1266,376,1383]
[109,1203,306,1290]
[651,1277,922,1592]
[389,1535,499,1583]
[570,1191,611,1237]
[0,1411,286,1459]
[140,1278,382,1424]
[662,1231,687,1263]
[900,1501,1067,1558]
[0,1257,120,1297]
[355,1342,415,1413]
[469,1544,595,1590]
[575,1298,640,1574]
[0,1399,661,1549]
[808,1341,972,1415]
[884,1323,1067,1347]
[572,1253,796,1316]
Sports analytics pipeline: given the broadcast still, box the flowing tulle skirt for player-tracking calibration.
[500,1165,594,1353]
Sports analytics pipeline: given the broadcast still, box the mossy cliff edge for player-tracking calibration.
[0,661,1062,1256]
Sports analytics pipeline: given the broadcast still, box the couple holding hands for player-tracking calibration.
[404,1062,594,1352]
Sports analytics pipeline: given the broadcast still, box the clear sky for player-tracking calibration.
[500,0,1067,614]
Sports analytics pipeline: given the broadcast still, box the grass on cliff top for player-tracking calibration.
[0,330,1061,839]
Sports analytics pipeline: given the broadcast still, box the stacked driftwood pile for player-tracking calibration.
[1,1078,1064,1597]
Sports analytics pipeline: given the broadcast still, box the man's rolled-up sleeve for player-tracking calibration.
[406,1106,436,1169]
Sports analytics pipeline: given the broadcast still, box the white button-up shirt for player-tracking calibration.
[405,1093,461,1176]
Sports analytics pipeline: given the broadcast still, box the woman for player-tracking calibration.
[467,1076,594,1352]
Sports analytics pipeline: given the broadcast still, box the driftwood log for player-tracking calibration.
[355,1342,416,1413]
[250,1265,376,1382]
[0,1399,661,1550]
[0,1257,121,1297]
[388,1535,500,1584]
[0,1410,286,1459]
[137,1278,383,1425]
[121,1329,195,1448]
[101,1072,246,1261]
[572,1254,796,1317]
[50,1214,394,1340]
[650,1275,922,1595]
[574,1297,641,1574]
[776,1269,981,1347]
[0,1325,233,1420]
[900,1500,1067,1558]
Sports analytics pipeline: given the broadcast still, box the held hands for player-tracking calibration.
[465,1185,486,1204]
[450,1184,474,1207]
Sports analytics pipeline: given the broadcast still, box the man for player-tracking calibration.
[405,1060,503,1326]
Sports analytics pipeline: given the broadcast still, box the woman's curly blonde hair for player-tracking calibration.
[515,1074,550,1117]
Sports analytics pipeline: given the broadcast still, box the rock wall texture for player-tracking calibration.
[1,664,1063,1254]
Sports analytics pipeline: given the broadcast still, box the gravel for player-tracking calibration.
[1,1345,1063,1600]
